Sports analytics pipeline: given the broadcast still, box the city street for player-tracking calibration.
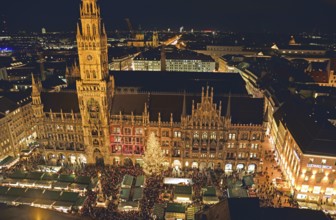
[253,137,294,208]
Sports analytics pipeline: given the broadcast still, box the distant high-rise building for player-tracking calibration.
[289,35,298,45]
[152,31,159,48]
[179,26,184,33]
[1,15,8,34]
[41,27,46,34]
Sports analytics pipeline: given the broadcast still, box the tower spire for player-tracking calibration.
[77,0,108,81]
[182,91,187,117]
[263,106,269,122]
[31,73,40,96]
[226,92,231,118]
[76,0,112,165]
[31,73,36,85]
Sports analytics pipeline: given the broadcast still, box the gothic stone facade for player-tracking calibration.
[31,0,266,172]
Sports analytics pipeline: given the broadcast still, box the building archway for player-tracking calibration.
[113,157,120,165]
[199,162,207,170]
[208,162,214,169]
[57,153,66,166]
[46,153,56,165]
[78,154,87,165]
[124,157,133,167]
[237,163,245,171]
[69,154,77,164]
[172,160,182,169]
[93,148,104,166]
[191,162,198,169]
[135,159,143,167]
[47,153,54,160]
[225,163,233,173]
[248,164,257,173]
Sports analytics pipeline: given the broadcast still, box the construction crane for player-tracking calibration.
[125,18,134,38]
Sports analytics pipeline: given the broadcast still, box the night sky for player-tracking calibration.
[1,0,336,33]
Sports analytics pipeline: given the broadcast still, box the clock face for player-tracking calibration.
[87,55,93,61]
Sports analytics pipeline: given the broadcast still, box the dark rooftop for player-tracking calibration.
[42,75,67,90]
[0,96,18,118]
[41,91,80,113]
[0,89,31,119]
[111,92,264,125]
[228,198,261,220]
[0,90,31,106]
[273,97,336,156]
[111,71,248,95]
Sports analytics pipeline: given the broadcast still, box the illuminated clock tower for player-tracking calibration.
[76,0,113,165]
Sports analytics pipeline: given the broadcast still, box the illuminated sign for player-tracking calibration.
[307,164,332,169]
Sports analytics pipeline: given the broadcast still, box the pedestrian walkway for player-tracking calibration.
[253,137,294,208]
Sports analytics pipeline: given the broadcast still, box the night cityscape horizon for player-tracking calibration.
[0,0,335,220]
[2,0,336,33]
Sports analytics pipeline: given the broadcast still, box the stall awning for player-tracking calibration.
[121,175,134,188]
[135,175,144,187]
[132,188,143,201]
[120,188,131,201]
[59,192,79,203]
[166,203,186,213]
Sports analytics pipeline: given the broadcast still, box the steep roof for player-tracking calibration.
[111,92,264,125]
[274,97,336,156]
[0,96,18,118]
[41,91,80,113]
[111,93,148,115]
[111,71,248,95]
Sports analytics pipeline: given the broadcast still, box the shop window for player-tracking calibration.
[301,185,309,193]
[325,187,334,196]
[313,186,321,194]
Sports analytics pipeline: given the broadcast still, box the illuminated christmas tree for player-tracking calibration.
[142,132,165,176]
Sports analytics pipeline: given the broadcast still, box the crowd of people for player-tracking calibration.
[255,150,295,208]
[0,148,309,220]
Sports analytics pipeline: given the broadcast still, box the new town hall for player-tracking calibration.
[30,0,266,173]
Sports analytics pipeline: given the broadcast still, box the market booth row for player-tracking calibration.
[0,186,86,213]
[0,171,96,193]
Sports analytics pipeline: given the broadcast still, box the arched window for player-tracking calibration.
[93,71,97,79]
[93,24,96,36]
[210,132,216,140]
[92,129,98,136]
[86,4,90,13]
[87,24,90,36]
[93,139,99,145]
[86,70,90,79]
